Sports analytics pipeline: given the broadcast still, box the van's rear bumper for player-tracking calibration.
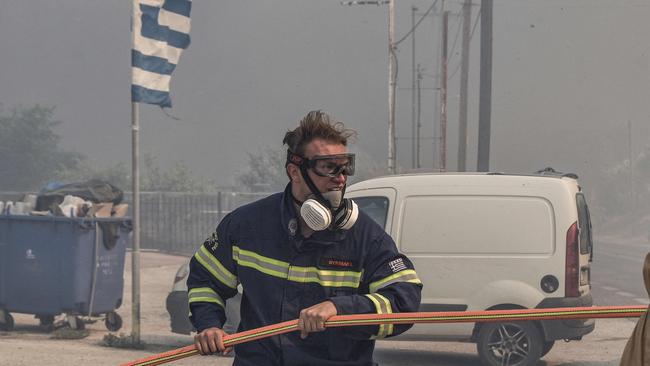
[535,293,595,341]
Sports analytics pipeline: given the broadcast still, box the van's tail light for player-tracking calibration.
[565,222,580,297]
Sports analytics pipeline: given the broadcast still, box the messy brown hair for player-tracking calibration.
[282,110,357,156]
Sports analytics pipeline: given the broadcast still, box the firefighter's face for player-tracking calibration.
[289,138,347,201]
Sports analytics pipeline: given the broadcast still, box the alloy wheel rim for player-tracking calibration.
[486,324,530,366]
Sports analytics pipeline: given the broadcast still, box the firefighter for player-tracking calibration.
[188,110,422,365]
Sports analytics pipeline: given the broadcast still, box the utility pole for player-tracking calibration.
[388,0,397,174]
[477,0,493,172]
[339,0,395,173]
[411,5,418,169]
[432,4,440,171]
[439,2,449,172]
[457,0,471,172]
[628,120,635,210]
[417,64,423,169]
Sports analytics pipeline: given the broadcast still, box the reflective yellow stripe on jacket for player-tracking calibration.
[232,246,362,288]
[365,293,393,339]
[369,269,421,293]
[194,245,238,289]
[188,287,225,308]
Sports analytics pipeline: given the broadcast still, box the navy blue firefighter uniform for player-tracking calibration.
[188,184,422,366]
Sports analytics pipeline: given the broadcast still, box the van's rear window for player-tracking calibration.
[576,193,593,255]
[354,196,389,229]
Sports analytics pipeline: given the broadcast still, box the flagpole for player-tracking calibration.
[131,0,142,343]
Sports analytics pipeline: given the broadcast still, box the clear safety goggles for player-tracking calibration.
[288,151,356,177]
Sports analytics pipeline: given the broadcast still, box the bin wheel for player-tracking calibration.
[67,316,85,330]
[37,315,55,332]
[0,312,14,331]
[105,311,122,332]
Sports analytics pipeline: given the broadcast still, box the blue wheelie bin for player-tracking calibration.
[0,215,131,331]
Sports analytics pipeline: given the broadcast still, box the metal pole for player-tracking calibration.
[457,0,471,172]
[432,4,440,171]
[388,0,396,174]
[411,5,417,169]
[628,120,635,210]
[131,100,141,342]
[416,64,422,169]
[439,8,449,172]
[477,0,493,172]
[131,0,141,343]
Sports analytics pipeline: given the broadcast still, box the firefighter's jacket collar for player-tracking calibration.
[280,183,347,251]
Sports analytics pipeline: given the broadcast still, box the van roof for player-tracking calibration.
[348,172,580,191]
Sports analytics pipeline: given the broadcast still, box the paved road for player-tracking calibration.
[591,239,649,306]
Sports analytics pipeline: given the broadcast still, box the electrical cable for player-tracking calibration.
[449,6,480,80]
[395,0,439,47]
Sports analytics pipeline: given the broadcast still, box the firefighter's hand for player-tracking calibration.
[194,327,232,356]
[298,300,337,339]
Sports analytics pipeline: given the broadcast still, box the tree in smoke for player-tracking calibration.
[57,153,218,193]
[234,146,388,192]
[0,105,82,190]
[235,147,288,192]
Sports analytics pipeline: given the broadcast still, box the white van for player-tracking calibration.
[346,170,594,366]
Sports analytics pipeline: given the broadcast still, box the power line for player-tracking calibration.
[447,13,463,62]
[449,7,480,80]
[395,0,439,46]
[340,1,389,5]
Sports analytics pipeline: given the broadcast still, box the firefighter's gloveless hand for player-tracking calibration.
[298,300,338,339]
[194,327,233,356]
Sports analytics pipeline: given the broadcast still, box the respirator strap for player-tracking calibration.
[299,164,332,210]
[291,195,304,207]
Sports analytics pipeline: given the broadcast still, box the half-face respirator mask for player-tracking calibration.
[287,150,359,231]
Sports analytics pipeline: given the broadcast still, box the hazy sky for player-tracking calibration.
[1,0,650,189]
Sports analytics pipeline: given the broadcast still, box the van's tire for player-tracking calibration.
[477,321,543,366]
[541,340,555,357]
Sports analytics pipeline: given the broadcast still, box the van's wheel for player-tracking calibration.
[0,311,14,331]
[477,321,543,366]
[105,311,122,332]
[541,340,555,357]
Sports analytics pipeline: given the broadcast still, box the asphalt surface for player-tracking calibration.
[591,239,649,307]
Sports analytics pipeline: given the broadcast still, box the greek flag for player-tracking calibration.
[132,0,192,107]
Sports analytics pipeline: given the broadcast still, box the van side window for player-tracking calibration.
[576,193,593,255]
[354,196,389,229]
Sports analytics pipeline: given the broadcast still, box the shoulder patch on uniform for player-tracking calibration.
[388,258,407,273]
[204,231,219,251]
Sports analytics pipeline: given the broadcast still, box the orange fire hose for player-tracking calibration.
[121,305,647,366]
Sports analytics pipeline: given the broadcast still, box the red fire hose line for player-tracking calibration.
[120,305,647,366]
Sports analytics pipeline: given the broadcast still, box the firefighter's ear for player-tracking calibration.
[287,164,302,184]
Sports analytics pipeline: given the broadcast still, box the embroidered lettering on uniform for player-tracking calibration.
[320,257,355,268]
[388,258,407,273]
[204,232,219,251]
